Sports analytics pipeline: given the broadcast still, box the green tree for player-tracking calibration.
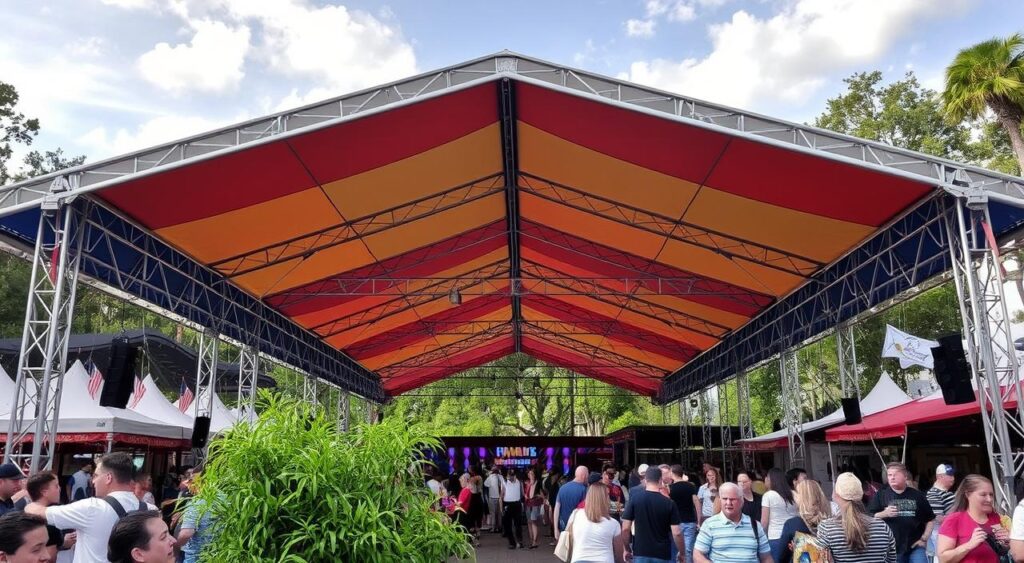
[942,33,1024,171]
[0,81,40,186]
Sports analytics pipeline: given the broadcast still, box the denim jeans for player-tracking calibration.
[673,522,697,563]
[897,546,929,563]
[633,558,672,563]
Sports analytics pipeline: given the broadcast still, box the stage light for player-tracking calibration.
[449,287,462,305]
[689,398,699,408]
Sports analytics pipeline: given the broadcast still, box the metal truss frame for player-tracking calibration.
[339,389,350,432]
[520,323,665,379]
[679,399,692,468]
[662,194,953,401]
[836,323,860,400]
[736,370,754,471]
[377,324,513,376]
[67,200,383,401]
[193,329,219,465]
[212,174,505,277]
[700,390,713,462]
[719,381,733,478]
[519,173,821,277]
[3,195,85,472]
[499,78,524,354]
[946,194,1024,512]
[236,345,258,425]
[303,375,319,407]
[4,52,1019,216]
[780,350,805,466]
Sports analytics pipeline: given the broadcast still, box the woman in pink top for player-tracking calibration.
[936,475,1009,563]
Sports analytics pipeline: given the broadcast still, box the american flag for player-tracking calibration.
[178,380,194,413]
[85,360,103,400]
[128,376,146,409]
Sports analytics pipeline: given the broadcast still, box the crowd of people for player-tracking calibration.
[428,459,1024,563]
[0,453,214,563]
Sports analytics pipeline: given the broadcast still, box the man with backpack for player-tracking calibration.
[26,452,155,563]
[694,482,772,563]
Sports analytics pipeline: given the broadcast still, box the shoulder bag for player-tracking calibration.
[554,508,578,561]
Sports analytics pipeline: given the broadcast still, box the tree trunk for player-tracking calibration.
[989,98,1024,172]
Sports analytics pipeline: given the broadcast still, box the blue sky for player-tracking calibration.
[1,0,1022,166]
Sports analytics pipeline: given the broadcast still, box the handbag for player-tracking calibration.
[554,508,577,561]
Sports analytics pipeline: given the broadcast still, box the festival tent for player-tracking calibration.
[175,390,237,434]
[825,386,1020,442]
[128,375,194,438]
[740,372,912,449]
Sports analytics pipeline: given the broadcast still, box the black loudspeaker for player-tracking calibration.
[841,398,862,425]
[772,419,782,432]
[98,338,137,408]
[932,334,975,405]
[191,416,212,449]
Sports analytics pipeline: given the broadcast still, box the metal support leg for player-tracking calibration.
[237,346,258,425]
[737,370,754,471]
[719,381,732,478]
[193,330,219,464]
[366,402,376,424]
[4,199,84,472]
[836,324,860,400]
[302,375,318,407]
[340,390,350,432]
[946,196,1024,512]
[679,399,691,468]
[700,389,713,465]
[780,350,805,465]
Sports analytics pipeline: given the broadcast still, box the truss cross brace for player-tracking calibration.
[700,389,713,464]
[237,346,258,425]
[946,196,1024,513]
[737,370,754,471]
[193,330,219,464]
[780,350,804,466]
[719,381,732,478]
[3,200,84,472]
[339,390,350,432]
[679,399,691,469]
[836,324,860,400]
[303,375,319,407]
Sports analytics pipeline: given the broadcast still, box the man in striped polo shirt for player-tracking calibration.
[694,482,772,563]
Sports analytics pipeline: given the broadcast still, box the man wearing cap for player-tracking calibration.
[925,464,955,562]
[0,462,26,517]
[628,463,650,505]
[554,466,589,541]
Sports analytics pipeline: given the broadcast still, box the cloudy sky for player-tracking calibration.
[1,0,1022,165]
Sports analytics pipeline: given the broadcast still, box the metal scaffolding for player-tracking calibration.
[780,350,804,466]
[946,193,1024,512]
[3,194,84,472]
[303,375,319,407]
[679,399,691,468]
[193,329,219,464]
[700,389,713,464]
[719,381,732,478]
[339,389,350,432]
[836,323,860,400]
[237,345,258,425]
[736,370,754,471]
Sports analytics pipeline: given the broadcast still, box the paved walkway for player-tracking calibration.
[454,529,560,563]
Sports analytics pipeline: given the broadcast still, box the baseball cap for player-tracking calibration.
[588,472,602,485]
[0,463,26,480]
[834,472,863,501]
[637,463,649,475]
[936,463,955,476]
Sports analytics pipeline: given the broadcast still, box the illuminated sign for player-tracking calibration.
[494,446,538,467]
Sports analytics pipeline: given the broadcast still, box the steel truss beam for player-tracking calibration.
[719,381,733,478]
[519,173,821,277]
[310,261,510,337]
[4,53,1020,217]
[377,325,513,376]
[700,390,713,461]
[339,389,350,432]
[193,329,219,464]
[237,345,258,425]
[663,195,952,401]
[780,350,804,466]
[499,78,524,354]
[946,196,1024,512]
[836,323,860,400]
[736,370,754,471]
[67,200,383,401]
[4,197,84,472]
[212,174,505,277]
[520,323,665,378]
[679,399,692,468]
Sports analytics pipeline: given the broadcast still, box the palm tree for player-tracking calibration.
[943,33,1024,172]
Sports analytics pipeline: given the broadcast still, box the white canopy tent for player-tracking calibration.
[128,375,194,439]
[174,389,237,434]
[739,372,912,449]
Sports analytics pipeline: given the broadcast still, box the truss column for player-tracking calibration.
[737,370,754,471]
[302,375,318,407]
[679,399,691,468]
[193,329,219,464]
[4,197,84,472]
[366,402,378,424]
[338,390,350,432]
[237,346,258,425]
[780,350,804,466]
[699,389,713,465]
[836,323,860,400]
[719,381,732,478]
[946,194,1024,512]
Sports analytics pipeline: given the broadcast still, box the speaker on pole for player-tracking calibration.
[931,334,975,405]
[772,419,782,432]
[841,398,862,425]
[98,337,137,409]
[191,416,212,449]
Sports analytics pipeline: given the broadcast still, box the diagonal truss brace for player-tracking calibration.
[237,345,258,425]
[193,329,219,464]
[780,349,804,465]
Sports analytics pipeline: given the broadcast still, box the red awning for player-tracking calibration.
[825,389,1019,442]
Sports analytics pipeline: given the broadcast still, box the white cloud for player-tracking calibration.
[667,3,697,22]
[67,37,107,58]
[138,18,251,95]
[626,19,657,38]
[644,0,698,22]
[622,0,972,109]
[77,114,243,159]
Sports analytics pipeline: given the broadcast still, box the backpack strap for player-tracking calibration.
[102,496,127,519]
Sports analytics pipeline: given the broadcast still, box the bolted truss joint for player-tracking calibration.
[780,350,804,466]
[236,345,258,425]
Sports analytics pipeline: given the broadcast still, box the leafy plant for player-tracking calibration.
[196,393,472,562]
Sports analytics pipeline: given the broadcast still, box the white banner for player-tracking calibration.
[882,324,939,370]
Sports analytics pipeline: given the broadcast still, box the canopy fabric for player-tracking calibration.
[175,390,237,434]
[128,375,194,435]
[740,372,911,449]
[83,77,936,397]
[825,386,1019,442]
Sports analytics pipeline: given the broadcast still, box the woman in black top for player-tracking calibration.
[736,469,763,523]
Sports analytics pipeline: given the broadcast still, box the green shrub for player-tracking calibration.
[195,393,472,562]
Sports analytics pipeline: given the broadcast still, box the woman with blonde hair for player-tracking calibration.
[452,473,480,547]
[775,480,831,563]
[817,472,896,562]
[566,482,624,563]
[936,474,1009,562]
